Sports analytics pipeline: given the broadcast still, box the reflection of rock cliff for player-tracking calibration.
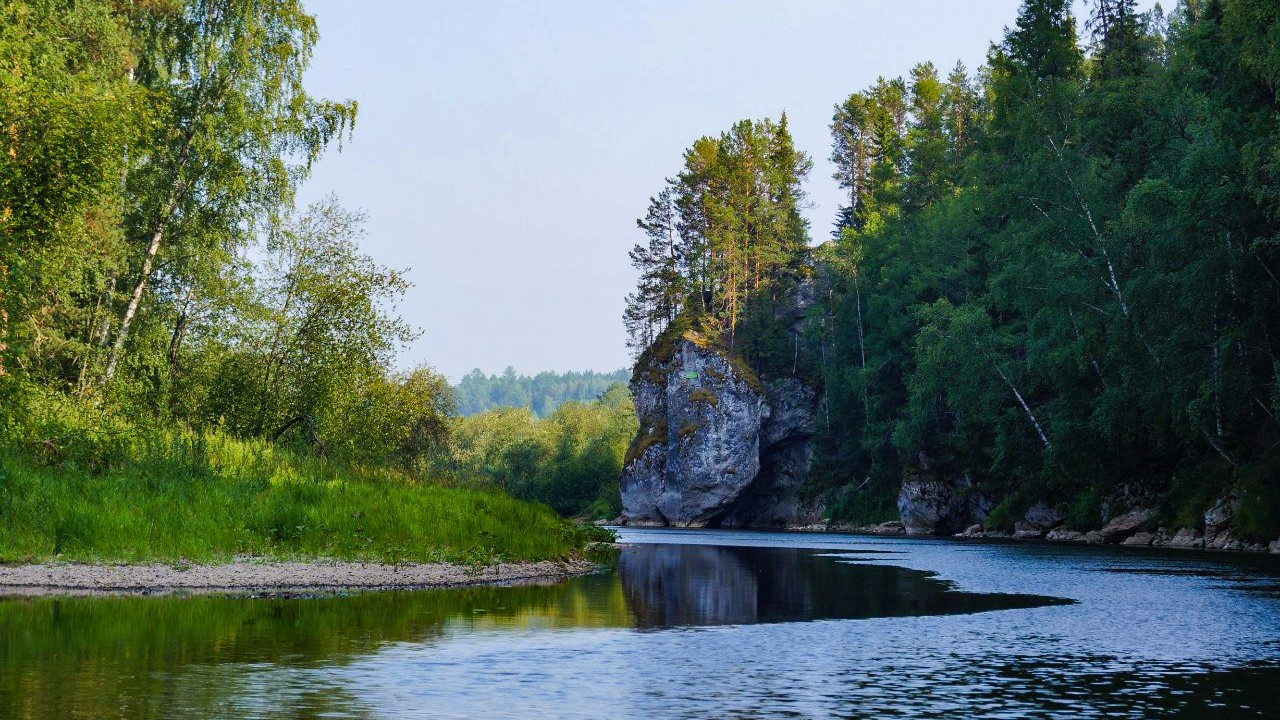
[618,544,761,627]
[617,543,1069,628]
[618,332,819,528]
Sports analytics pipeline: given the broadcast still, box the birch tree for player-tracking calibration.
[103,0,356,382]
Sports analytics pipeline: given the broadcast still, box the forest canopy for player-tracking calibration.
[624,0,1280,538]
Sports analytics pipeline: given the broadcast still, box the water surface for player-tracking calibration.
[3,528,1279,718]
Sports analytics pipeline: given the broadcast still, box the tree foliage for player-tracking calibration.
[808,0,1280,536]
[624,114,812,358]
[437,384,638,518]
[0,1,451,474]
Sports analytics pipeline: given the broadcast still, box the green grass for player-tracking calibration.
[0,421,605,565]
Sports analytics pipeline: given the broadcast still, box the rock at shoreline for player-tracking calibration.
[1206,530,1243,551]
[1201,495,1241,550]
[1045,528,1086,543]
[1096,509,1151,544]
[619,333,820,528]
[1122,532,1156,547]
[1204,495,1236,535]
[1011,503,1066,540]
[1013,524,1044,539]
[897,455,993,536]
[1023,503,1066,532]
[1168,527,1204,549]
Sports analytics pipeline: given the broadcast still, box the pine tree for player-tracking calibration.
[1006,0,1083,81]
[941,62,978,170]
[830,93,871,229]
[626,115,811,355]
[624,182,685,354]
[1087,0,1143,78]
[904,62,949,212]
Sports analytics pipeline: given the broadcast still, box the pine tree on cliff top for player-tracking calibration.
[624,115,811,355]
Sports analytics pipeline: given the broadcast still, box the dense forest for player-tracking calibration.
[0,0,621,562]
[626,0,1280,539]
[453,368,629,417]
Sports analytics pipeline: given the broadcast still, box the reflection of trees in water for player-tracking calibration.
[0,574,629,719]
[0,547,1071,717]
[619,544,1070,628]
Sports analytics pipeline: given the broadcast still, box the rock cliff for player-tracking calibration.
[619,333,820,528]
[897,455,994,536]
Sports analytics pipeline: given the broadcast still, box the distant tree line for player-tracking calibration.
[433,384,637,518]
[452,368,630,417]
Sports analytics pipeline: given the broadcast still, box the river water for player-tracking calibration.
[3,528,1280,718]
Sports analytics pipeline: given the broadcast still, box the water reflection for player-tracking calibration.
[0,576,629,719]
[2,535,1278,719]
[618,544,1071,628]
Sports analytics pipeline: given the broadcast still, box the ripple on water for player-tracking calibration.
[2,528,1278,719]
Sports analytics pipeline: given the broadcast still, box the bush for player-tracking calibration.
[435,385,637,519]
[823,482,898,525]
[1065,487,1105,530]
[1234,453,1280,542]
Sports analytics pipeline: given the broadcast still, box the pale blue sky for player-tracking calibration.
[296,0,1154,381]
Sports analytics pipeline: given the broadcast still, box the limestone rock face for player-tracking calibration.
[1204,494,1236,534]
[1168,527,1205,549]
[897,456,994,536]
[1023,503,1066,532]
[1095,508,1152,543]
[619,337,820,528]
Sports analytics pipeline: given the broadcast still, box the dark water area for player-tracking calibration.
[3,529,1280,719]
[619,543,1069,627]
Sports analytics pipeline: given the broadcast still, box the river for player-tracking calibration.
[3,528,1279,718]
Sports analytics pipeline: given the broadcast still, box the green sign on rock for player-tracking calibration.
[682,371,700,379]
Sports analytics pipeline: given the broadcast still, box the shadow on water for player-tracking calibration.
[618,544,1073,628]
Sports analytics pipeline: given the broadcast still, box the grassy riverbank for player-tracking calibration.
[0,413,606,566]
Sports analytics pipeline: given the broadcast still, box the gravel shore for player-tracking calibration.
[0,557,598,597]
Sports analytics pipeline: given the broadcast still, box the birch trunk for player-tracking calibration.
[978,341,1050,450]
[103,221,166,381]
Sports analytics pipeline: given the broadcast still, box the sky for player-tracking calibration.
[296,0,1151,382]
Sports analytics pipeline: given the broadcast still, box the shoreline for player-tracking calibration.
[786,521,1280,554]
[619,519,1280,554]
[0,557,599,597]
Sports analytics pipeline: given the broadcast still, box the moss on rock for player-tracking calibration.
[689,388,719,407]
[624,420,667,466]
